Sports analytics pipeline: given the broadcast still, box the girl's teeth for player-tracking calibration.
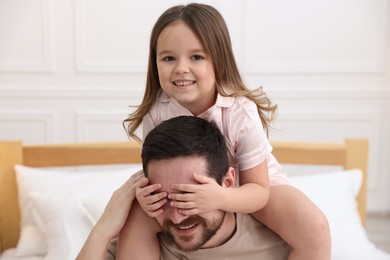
[175,81,194,86]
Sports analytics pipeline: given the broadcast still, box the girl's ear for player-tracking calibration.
[222,167,235,188]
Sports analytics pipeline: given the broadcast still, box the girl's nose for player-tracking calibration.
[174,59,190,74]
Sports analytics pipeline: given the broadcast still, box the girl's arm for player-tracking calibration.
[77,172,143,260]
[117,200,161,260]
[116,178,164,260]
[169,160,270,215]
[229,160,270,213]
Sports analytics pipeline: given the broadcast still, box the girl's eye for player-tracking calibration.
[192,55,204,61]
[163,56,175,62]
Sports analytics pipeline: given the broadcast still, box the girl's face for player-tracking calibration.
[156,20,216,116]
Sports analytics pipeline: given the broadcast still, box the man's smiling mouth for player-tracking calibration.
[176,223,197,230]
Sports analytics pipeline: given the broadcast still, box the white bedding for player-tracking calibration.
[1,165,389,260]
[0,249,42,260]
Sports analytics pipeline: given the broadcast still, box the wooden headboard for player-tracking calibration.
[0,139,368,253]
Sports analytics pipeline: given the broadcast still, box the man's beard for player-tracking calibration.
[160,212,226,252]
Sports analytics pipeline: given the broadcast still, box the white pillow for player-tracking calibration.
[29,191,72,260]
[289,169,378,260]
[79,195,111,226]
[14,164,142,259]
[15,225,47,257]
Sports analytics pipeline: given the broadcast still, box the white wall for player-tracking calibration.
[0,0,389,213]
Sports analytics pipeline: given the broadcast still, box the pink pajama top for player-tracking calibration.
[142,90,289,186]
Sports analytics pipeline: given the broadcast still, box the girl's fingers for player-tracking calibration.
[192,172,210,184]
[168,192,193,201]
[147,208,164,218]
[146,198,168,211]
[137,183,162,197]
[170,200,195,209]
[170,183,197,192]
[137,177,150,188]
[144,191,168,204]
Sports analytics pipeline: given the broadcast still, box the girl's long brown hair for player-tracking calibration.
[123,3,277,142]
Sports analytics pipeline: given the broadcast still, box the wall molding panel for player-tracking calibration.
[0,0,52,72]
[242,0,388,74]
[268,86,390,100]
[75,110,130,142]
[0,110,56,143]
[0,86,144,100]
[74,0,149,73]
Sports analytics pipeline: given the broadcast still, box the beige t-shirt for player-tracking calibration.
[159,213,291,260]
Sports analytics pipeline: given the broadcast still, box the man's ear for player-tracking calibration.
[222,167,235,188]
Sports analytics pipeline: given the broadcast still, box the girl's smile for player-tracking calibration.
[173,80,196,87]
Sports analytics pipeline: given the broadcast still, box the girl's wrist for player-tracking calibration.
[219,187,230,211]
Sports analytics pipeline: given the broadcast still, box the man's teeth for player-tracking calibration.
[177,224,196,230]
[174,81,194,86]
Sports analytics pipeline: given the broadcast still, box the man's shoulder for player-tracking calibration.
[234,213,291,259]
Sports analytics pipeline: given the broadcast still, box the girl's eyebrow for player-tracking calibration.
[157,50,172,56]
[157,49,206,56]
[189,48,205,53]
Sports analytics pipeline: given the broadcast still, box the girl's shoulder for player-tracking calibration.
[217,91,255,107]
[218,95,262,132]
[222,95,257,115]
[233,95,256,105]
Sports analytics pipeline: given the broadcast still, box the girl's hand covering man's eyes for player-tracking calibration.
[136,177,168,217]
[168,173,225,215]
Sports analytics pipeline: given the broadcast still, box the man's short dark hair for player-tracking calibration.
[142,116,229,184]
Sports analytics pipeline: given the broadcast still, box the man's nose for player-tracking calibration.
[169,207,189,224]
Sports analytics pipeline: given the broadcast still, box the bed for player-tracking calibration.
[0,138,389,260]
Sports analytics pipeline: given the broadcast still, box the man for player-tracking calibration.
[77,116,290,259]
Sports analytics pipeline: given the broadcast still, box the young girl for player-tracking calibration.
[120,3,331,260]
